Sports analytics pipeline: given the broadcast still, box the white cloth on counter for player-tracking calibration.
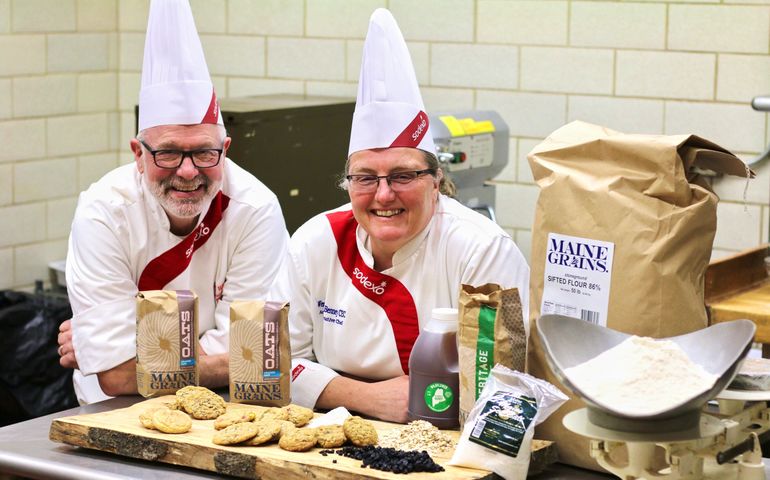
[306,406,352,428]
[66,159,288,404]
[275,195,530,408]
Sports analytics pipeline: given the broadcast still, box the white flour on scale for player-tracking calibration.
[564,336,717,415]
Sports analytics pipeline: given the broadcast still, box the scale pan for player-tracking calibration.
[537,315,755,433]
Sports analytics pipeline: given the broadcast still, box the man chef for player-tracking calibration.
[57,0,288,404]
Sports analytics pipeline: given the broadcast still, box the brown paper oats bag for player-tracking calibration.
[458,284,527,425]
[229,300,291,406]
[136,290,199,398]
[526,121,753,470]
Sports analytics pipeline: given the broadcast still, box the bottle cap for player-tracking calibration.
[431,307,458,324]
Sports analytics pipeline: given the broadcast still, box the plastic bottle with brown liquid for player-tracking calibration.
[407,307,459,428]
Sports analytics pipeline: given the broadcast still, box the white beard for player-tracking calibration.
[143,173,221,220]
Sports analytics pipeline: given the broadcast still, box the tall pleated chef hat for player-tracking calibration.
[348,8,435,158]
[138,0,223,132]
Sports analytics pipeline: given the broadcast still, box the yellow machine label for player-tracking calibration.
[439,115,496,137]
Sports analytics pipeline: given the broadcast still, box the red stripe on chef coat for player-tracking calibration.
[138,191,230,291]
[326,210,419,375]
[201,89,220,125]
[390,111,429,148]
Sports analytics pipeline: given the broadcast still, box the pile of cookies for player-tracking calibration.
[137,386,380,454]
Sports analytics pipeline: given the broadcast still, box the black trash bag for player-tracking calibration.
[0,286,77,426]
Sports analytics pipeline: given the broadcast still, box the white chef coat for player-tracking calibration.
[279,195,529,408]
[66,159,289,404]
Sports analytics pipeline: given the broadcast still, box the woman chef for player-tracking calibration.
[277,9,530,423]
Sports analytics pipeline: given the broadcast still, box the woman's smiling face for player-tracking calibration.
[347,147,440,259]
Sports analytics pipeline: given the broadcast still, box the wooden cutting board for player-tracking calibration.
[49,396,557,479]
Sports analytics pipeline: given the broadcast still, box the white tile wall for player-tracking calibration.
[12,0,76,32]
[476,90,567,138]
[47,197,78,239]
[0,203,47,248]
[13,75,77,118]
[421,87,475,113]
[0,79,11,120]
[189,0,226,34]
[306,0,385,39]
[713,158,769,205]
[664,101,766,153]
[78,73,118,112]
[517,138,542,184]
[477,0,568,45]
[568,96,665,134]
[570,2,665,49]
[389,0,474,42]
[203,35,265,77]
[14,157,77,203]
[268,38,345,80]
[227,0,303,36]
[78,152,119,191]
[715,201,763,250]
[0,35,46,76]
[48,33,112,72]
[108,112,121,151]
[0,0,9,33]
[77,0,117,32]
[47,113,109,156]
[0,119,46,163]
[669,5,770,54]
[118,72,140,111]
[494,183,539,230]
[117,0,148,31]
[616,51,715,100]
[227,78,304,98]
[431,44,518,89]
[304,81,356,98]
[521,47,613,94]
[717,55,770,104]
[0,248,11,289]
[14,239,67,287]
[118,32,144,71]
[0,164,11,206]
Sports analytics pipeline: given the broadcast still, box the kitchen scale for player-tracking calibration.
[538,315,766,479]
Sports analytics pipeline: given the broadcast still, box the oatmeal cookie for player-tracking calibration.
[213,422,259,445]
[242,420,283,446]
[259,406,289,422]
[139,406,167,429]
[316,425,346,448]
[343,416,378,446]
[152,409,192,434]
[281,404,314,427]
[214,410,257,430]
[176,386,226,420]
[278,427,317,452]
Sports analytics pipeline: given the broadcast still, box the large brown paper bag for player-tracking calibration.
[526,121,752,470]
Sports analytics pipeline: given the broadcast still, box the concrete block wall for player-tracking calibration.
[3,0,770,290]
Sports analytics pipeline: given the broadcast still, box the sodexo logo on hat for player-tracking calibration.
[138,0,223,132]
[348,8,436,159]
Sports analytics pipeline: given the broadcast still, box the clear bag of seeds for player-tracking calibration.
[449,364,567,480]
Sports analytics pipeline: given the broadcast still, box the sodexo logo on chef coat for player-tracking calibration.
[353,267,387,295]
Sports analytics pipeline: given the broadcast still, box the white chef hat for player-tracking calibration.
[138,0,223,132]
[348,8,435,158]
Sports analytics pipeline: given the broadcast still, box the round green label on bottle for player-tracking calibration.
[424,382,454,413]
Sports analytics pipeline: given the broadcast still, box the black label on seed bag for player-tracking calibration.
[468,391,537,457]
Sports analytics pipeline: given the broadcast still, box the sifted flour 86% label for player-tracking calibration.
[540,232,614,327]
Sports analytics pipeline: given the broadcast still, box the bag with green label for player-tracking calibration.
[458,284,526,425]
[449,364,567,480]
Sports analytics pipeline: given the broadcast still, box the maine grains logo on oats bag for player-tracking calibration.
[458,284,526,425]
[136,290,199,398]
[229,301,290,406]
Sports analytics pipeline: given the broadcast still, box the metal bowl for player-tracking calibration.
[537,314,755,433]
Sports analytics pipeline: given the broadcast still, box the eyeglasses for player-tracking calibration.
[139,140,223,169]
[345,169,436,193]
